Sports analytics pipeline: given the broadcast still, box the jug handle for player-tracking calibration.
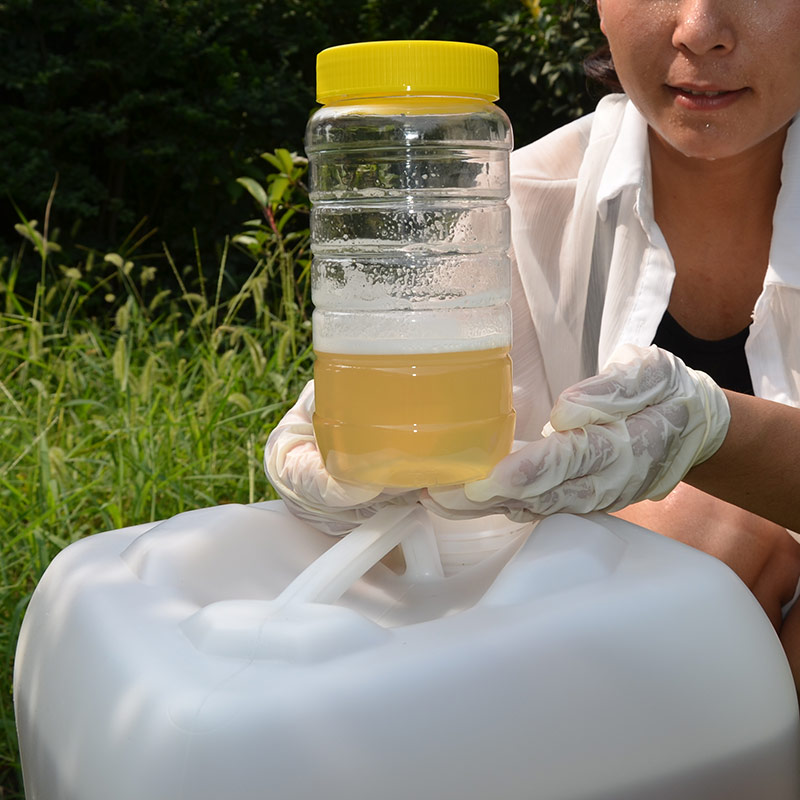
[274,503,442,607]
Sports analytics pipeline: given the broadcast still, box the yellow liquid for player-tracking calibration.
[313,347,515,488]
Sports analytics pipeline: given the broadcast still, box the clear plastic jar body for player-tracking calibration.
[307,96,515,487]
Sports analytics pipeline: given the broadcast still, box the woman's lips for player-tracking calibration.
[667,84,748,111]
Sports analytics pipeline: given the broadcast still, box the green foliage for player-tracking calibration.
[0,0,606,282]
[349,0,517,41]
[0,0,522,277]
[0,0,327,258]
[234,148,312,367]
[490,0,608,145]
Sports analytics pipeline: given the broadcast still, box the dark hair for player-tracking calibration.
[583,43,624,93]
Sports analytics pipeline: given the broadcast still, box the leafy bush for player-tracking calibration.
[0,0,325,281]
[0,0,607,276]
[0,0,522,279]
[490,0,608,146]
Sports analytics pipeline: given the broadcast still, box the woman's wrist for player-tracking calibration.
[685,391,800,530]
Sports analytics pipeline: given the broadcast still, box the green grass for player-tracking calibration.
[0,231,314,797]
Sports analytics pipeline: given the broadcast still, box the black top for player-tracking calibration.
[652,310,754,396]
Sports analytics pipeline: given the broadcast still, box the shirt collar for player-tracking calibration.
[594,103,800,287]
[767,117,800,287]
[595,98,650,221]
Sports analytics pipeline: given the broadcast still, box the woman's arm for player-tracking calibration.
[685,391,800,531]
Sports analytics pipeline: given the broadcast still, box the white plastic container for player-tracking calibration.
[14,502,800,800]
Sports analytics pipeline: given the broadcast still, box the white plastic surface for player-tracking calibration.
[14,502,800,800]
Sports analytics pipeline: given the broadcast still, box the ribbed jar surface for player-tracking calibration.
[307,91,515,487]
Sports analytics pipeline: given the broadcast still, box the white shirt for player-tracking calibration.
[509,93,800,441]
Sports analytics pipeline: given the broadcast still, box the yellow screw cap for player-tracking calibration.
[316,40,499,103]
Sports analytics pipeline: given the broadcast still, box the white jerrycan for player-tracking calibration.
[14,501,800,800]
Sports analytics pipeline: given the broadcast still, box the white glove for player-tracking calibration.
[424,344,731,521]
[265,380,419,534]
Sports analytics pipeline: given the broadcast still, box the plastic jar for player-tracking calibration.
[306,40,515,488]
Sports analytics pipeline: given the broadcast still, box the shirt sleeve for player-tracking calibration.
[509,242,551,440]
[507,118,593,440]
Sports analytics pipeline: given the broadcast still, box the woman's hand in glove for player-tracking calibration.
[264,380,419,535]
[424,344,731,521]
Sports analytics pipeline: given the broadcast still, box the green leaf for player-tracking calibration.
[260,152,283,171]
[275,148,295,175]
[232,234,259,247]
[236,177,268,208]
[276,208,297,233]
[268,176,290,207]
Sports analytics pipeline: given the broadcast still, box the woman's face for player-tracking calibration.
[597,0,800,161]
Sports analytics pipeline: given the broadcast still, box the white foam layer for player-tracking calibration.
[312,332,511,355]
[312,306,512,355]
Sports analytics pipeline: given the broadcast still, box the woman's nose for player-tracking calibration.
[672,0,736,55]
